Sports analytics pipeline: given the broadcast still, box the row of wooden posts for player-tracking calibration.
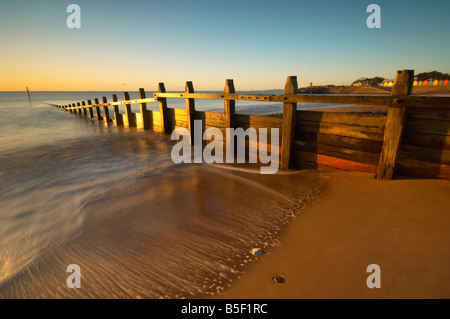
[54,70,450,180]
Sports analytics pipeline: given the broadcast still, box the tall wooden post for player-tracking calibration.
[185,81,196,144]
[87,100,94,118]
[102,97,111,123]
[139,88,149,129]
[123,92,135,127]
[281,76,298,169]
[377,70,414,180]
[76,102,81,114]
[82,101,87,116]
[224,79,235,129]
[94,98,102,121]
[112,94,123,126]
[158,83,169,133]
[72,103,76,113]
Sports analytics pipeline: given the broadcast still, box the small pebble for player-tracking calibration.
[272,275,286,284]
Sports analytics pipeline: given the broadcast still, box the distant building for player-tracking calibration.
[444,79,449,85]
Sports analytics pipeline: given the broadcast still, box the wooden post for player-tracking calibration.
[377,70,414,180]
[112,94,123,126]
[76,102,81,114]
[102,97,111,123]
[94,98,102,121]
[158,83,169,133]
[82,101,87,116]
[224,79,235,128]
[87,100,94,118]
[185,81,196,143]
[281,76,298,169]
[123,92,135,127]
[139,88,149,129]
[72,103,76,113]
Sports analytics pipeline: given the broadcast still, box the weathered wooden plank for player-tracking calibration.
[294,150,378,173]
[402,131,450,150]
[296,120,385,141]
[397,155,450,180]
[154,93,450,108]
[297,110,386,128]
[399,145,450,165]
[404,118,450,136]
[377,70,414,180]
[296,131,383,153]
[235,114,282,128]
[295,141,380,165]
[195,111,226,127]
[407,108,450,121]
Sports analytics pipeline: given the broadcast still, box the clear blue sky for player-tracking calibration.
[1,0,449,90]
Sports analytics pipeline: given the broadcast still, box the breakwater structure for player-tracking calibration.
[51,70,450,180]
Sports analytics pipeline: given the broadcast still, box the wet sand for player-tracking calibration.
[216,170,450,299]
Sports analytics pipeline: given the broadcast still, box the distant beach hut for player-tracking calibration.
[388,81,393,87]
[433,79,439,86]
[413,80,418,86]
[418,80,423,86]
[423,80,428,86]
[438,79,444,86]
[444,79,449,85]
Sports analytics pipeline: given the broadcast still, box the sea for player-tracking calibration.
[0,91,334,298]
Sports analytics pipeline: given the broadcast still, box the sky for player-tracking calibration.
[0,0,449,91]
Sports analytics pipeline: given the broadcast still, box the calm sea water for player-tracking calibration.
[0,91,332,298]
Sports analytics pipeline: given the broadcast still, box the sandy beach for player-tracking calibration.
[216,170,450,299]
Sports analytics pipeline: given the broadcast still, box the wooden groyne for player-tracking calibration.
[52,70,450,180]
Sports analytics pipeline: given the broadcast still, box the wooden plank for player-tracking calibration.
[195,111,226,127]
[294,150,378,173]
[295,141,380,165]
[407,108,450,121]
[235,114,282,128]
[158,83,169,134]
[296,120,385,141]
[94,98,102,121]
[399,145,450,165]
[224,79,236,129]
[404,118,450,136]
[377,70,414,180]
[153,92,450,108]
[281,76,298,169]
[102,96,111,123]
[296,131,383,153]
[397,155,450,180]
[297,110,386,128]
[402,131,450,150]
